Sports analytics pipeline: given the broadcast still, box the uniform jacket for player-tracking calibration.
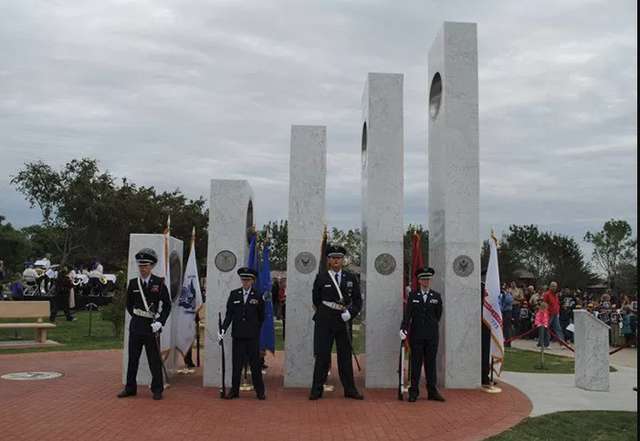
[401,289,443,341]
[312,270,362,329]
[222,287,265,339]
[126,274,171,335]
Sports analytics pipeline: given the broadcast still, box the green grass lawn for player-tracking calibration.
[0,310,123,354]
[486,411,637,441]
[1,314,364,355]
[503,347,617,374]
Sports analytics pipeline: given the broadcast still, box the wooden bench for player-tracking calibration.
[0,301,58,348]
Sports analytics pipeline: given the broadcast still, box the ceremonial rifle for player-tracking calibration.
[218,312,226,398]
[397,341,404,400]
[345,318,362,372]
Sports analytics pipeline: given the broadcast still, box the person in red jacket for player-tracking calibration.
[542,281,564,346]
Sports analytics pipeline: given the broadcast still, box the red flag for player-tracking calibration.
[410,232,424,293]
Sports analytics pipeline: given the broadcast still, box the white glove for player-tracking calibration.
[217,330,225,342]
[399,330,407,340]
[341,310,351,322]
[151,322,162,333]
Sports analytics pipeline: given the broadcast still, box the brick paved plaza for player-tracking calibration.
[0,350,531,441]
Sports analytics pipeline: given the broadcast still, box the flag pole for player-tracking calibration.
[481,229,503,394]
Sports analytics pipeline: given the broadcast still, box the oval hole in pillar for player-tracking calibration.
[429,72,442,119]
[246,199,254,243]
[361,122,367,168]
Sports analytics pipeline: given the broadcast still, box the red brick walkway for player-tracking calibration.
[0,350,531,441]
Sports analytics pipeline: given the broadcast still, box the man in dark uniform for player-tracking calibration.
[400,266,445,402]
[118,248,171,400]
[309,244,363,400]
[218,267,266,400]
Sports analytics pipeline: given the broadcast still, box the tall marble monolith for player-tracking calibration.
[284,125,327,387]
[428,21,481,388]
[574,310,610,391]
[203,180,254,388]
[361,73,404,388]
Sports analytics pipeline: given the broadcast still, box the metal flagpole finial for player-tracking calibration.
[490,229,500,249]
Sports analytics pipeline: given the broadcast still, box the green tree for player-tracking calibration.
[480,237,519,283]
[11,159,209,271]
[20,224,63,262]
[485,225,596,288]
[504,225,553,280]
[11,159,115,264]
[545,234,597,289]
[258,220,288,271]
[0,215,32,274]
[330,227,361,267]
[584,219,637,292]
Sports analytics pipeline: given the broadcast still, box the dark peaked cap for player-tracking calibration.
[415,266,435,280]
[237,267,258,279]
[326,244,347,258]
[135,248,158,265]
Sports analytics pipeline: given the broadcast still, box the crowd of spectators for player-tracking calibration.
[500,281,637,348]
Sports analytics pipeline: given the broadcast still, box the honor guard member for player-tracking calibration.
[218,267,266,400]
[309,244,364,400]
[118,248,171,400]
[400,266,445,402]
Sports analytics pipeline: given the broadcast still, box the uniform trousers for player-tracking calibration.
[126,332,164,394]
[409,337,438,395]
[231,337,264,395]
[311,323,356,395]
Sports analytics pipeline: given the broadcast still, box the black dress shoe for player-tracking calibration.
[117,389,136,398]
[257,394,266,400]
[152,392,163,400]
[408,394,417,403]
[224,391,239,400]
[344,391,364,400]
[427,390,445,402]
[309,391,322,400]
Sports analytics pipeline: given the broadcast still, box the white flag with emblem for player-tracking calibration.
[482,231,504,375]
[175,227,203,356]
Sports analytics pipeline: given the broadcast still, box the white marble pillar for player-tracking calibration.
[361,73,404,388]
[574,310,610,391]
[203,180,254,388]
[427,22,481,389]
[284,125,327,387]
[122,233,183,385]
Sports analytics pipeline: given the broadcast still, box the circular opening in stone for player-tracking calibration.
[361,122,368,170]
[429,72,442,119]
[246,199,254,242]
[169,251,182,301]
[361,122,367,154]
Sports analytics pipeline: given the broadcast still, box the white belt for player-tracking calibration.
[322,301,346,311]
[133,308,155,319]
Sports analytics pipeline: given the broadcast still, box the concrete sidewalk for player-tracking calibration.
[502,339,637,417]
[511,338,638,368]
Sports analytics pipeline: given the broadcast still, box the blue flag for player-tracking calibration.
[247,234,258,270]
[259,244,275,353]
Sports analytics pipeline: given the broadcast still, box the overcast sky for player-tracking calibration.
[0,0,637,251]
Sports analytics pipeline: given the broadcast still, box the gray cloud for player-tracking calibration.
[0,0,636,254]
